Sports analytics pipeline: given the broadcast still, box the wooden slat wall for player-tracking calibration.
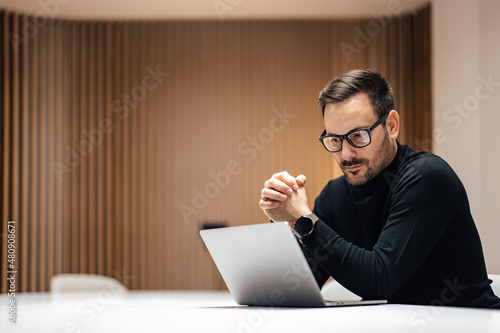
[0,6,431,293]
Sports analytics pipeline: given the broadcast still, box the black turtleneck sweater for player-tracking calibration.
[301,142,500,308]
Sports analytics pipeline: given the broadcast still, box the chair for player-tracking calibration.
[320,279,362,301]
[489,274,500,296]
[50,273,128,294]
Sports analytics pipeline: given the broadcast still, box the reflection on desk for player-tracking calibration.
[1,291,500,332]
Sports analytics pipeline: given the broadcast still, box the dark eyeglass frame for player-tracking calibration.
[318,113,389,153]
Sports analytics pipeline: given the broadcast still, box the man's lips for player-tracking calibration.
[345,164,362,172]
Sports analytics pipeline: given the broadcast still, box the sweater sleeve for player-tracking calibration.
[301,155,467,300]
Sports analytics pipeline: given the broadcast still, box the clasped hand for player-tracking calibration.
[259,171,312,223]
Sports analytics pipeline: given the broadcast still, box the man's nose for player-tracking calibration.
[340,140,357,161]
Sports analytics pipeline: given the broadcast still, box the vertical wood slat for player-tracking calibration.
[54,18,64,277]
[87,21,97,275]
[39,15,49,292]
[150,21,161,290]
[28,15,39,292]
[79,20,89,276]
[104,21,113,279]
[62,19,72,279]
[113,21,123,284]
[70,21,80,275]
[404,12,415,146]
[19,12,30,293]
[44,18,56,292]
[0,11,12,293]
[413,5,432,151]
[96,21,107,277]
[138,20,148,290]
[129,21,141,290]
[1,10,432,293]
[119,22,128,277]
[155,21,164,290]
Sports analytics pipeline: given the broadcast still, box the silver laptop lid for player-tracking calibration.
[200,222,325,307]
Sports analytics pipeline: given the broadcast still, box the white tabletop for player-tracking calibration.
[1,290,500,333]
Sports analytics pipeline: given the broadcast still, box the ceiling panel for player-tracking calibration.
[0,0,430,20]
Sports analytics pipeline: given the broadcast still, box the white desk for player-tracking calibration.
[1,291,500,332]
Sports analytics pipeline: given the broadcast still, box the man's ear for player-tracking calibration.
[386,110,400,139]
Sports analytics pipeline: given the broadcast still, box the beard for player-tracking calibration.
[340,131,394,186]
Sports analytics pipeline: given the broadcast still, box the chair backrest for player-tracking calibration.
[489,274,500,297]
[320,279,362,301]
[50,274,128,294]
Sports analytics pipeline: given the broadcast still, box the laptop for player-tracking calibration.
[199,222,387,307]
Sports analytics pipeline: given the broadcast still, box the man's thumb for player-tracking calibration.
[296,175,307,186]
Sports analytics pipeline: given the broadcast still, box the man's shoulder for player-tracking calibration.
[395,145,462,189]
[398,146,452,175]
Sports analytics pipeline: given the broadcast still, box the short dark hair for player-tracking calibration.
[318,69,395,118]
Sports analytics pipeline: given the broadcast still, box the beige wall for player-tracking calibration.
[479,0,500,274]
[432,0,500,273]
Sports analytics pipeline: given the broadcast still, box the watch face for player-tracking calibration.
[295,217,313,236]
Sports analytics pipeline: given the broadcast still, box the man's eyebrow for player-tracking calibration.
[326,124,371,136]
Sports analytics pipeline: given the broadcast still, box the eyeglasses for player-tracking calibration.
[318,113,389,152]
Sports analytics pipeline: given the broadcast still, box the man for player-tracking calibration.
[259,69,500,308]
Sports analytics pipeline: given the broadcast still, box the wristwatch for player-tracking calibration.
[293,213,319,240]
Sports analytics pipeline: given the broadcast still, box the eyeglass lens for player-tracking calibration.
[322,130,371,152]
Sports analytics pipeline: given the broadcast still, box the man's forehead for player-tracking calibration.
[323,94,377,134]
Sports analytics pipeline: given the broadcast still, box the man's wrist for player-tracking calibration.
[293,209,313,221]
[293,213,319,240]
